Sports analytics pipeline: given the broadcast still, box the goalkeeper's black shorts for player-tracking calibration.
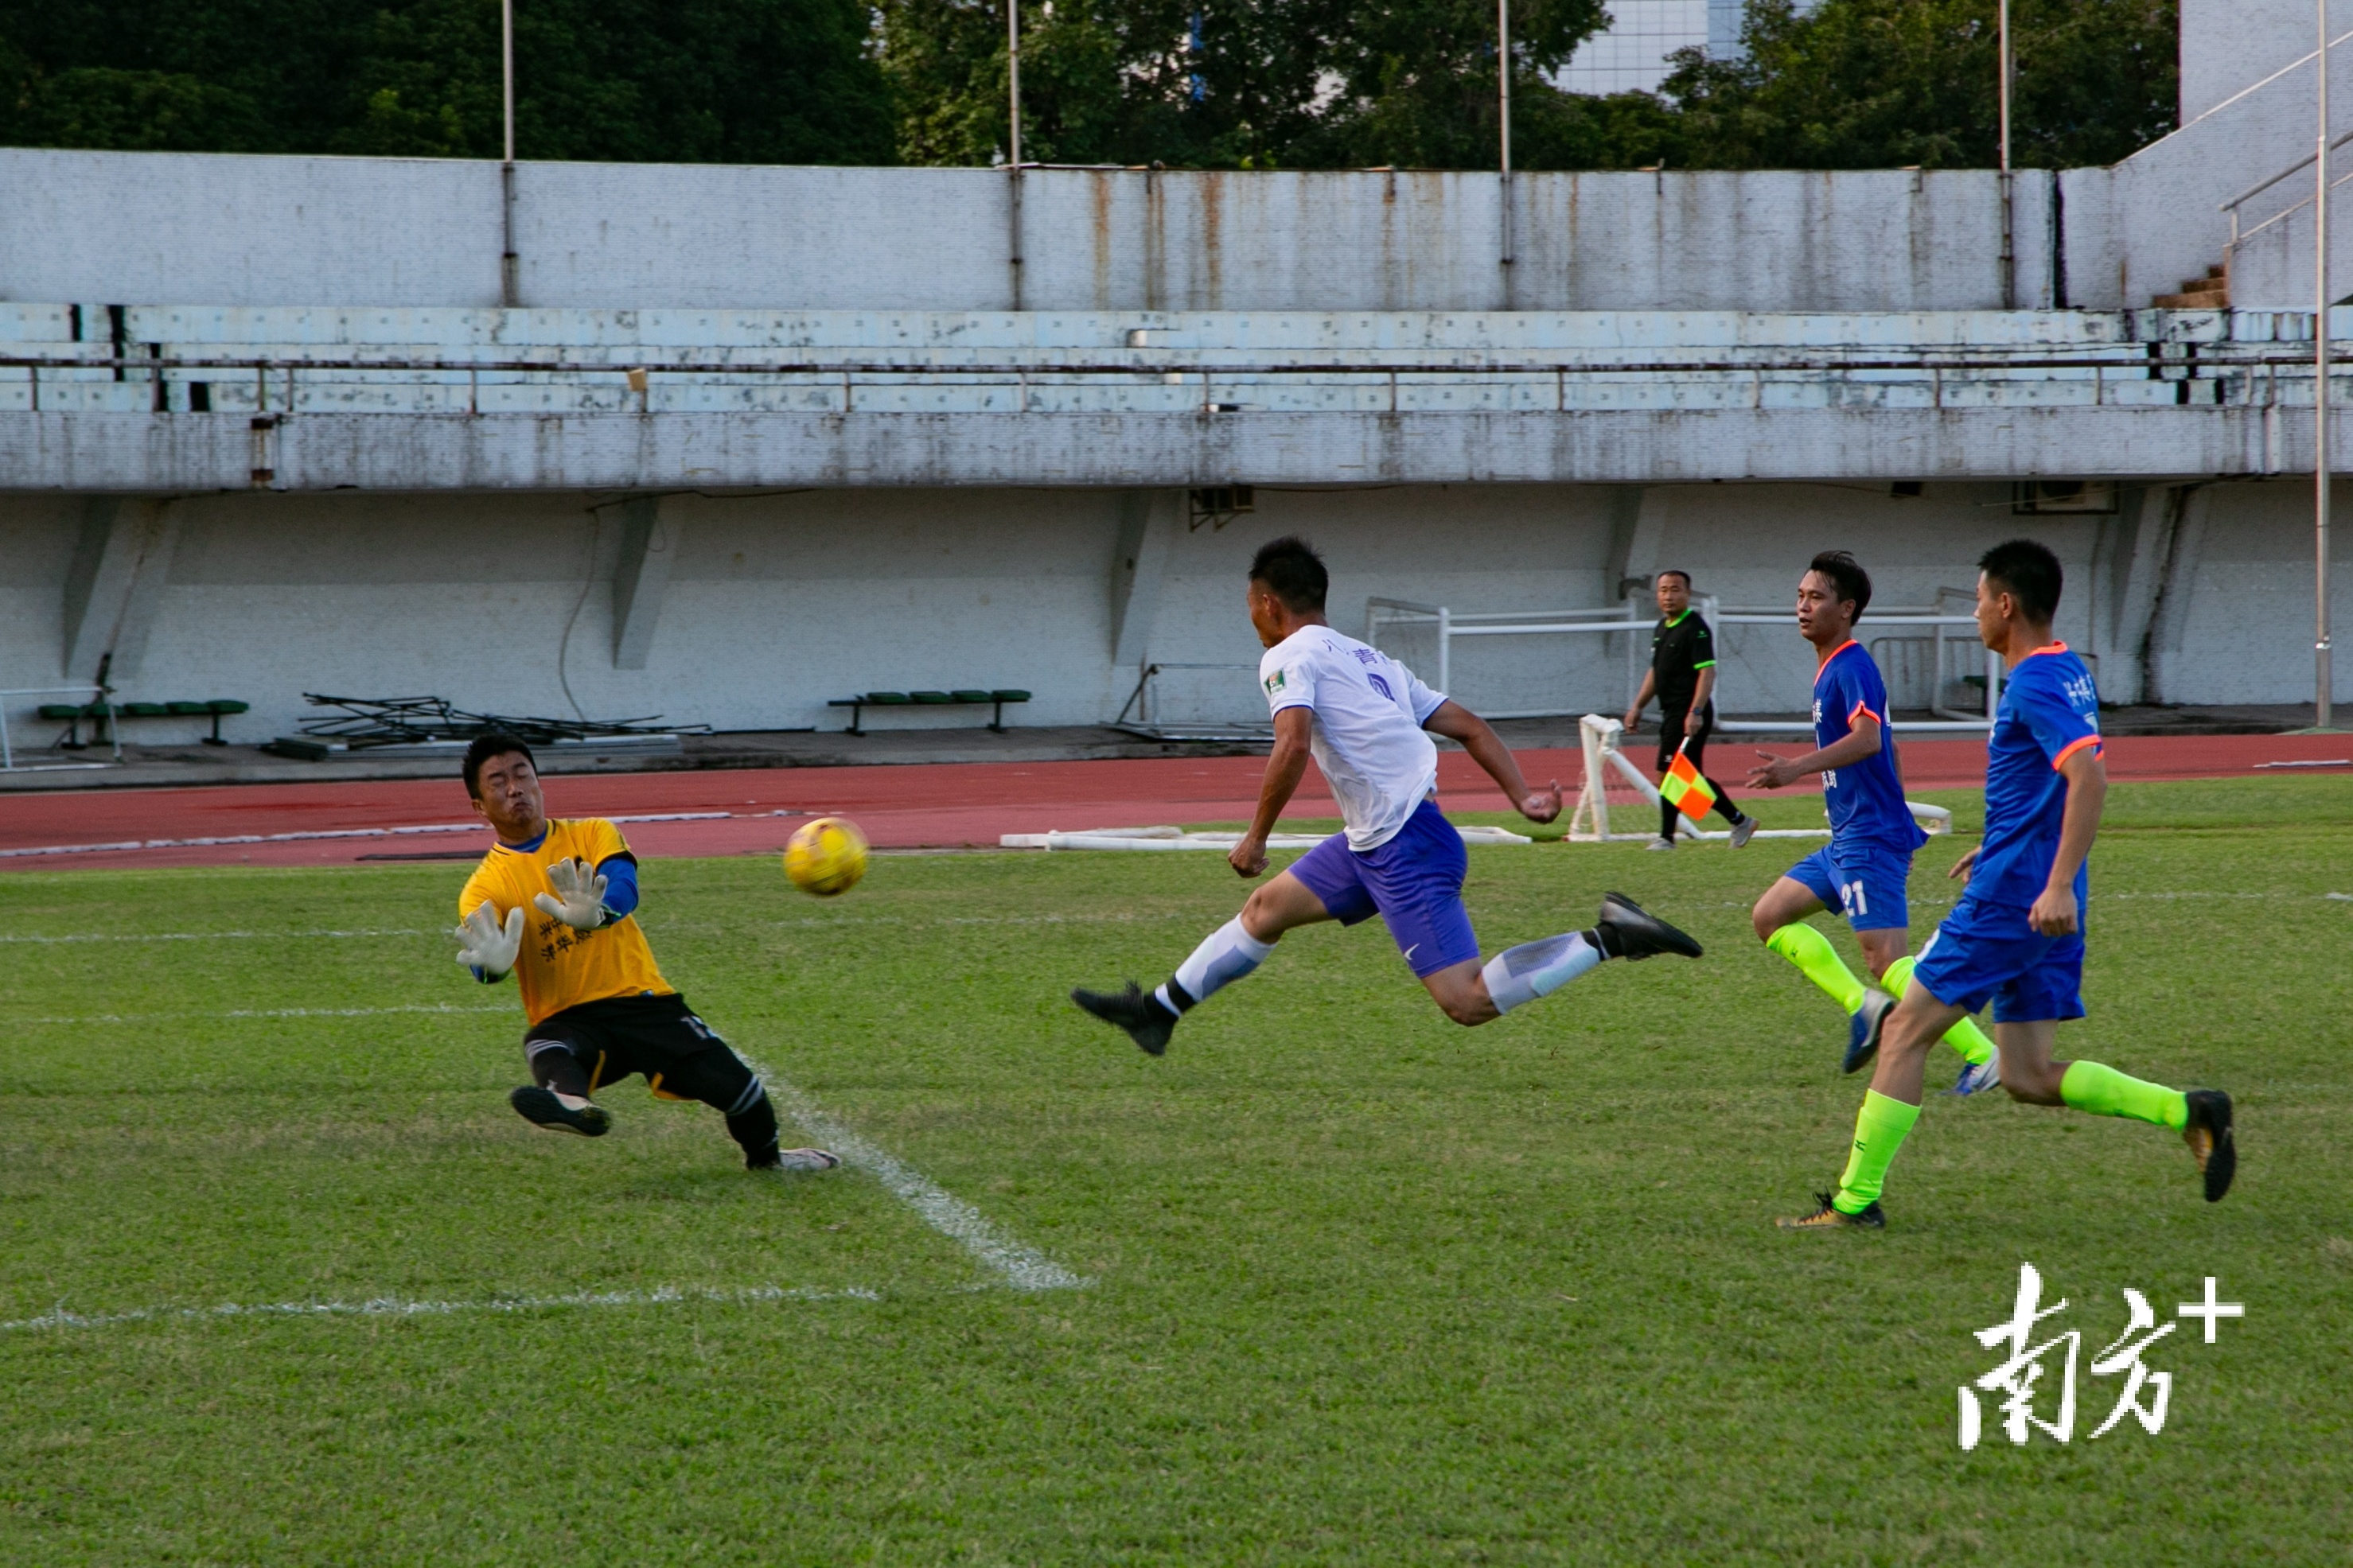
[522,992,763,1114]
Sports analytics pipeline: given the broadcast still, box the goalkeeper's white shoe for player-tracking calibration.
[750,1147,842,1173]
[510,1085,612,1136]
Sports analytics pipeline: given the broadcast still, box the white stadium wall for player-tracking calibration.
[0,150,2052,316]
[2,483,2340,745]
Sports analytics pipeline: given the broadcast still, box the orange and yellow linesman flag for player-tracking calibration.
[1659,741,1718,821]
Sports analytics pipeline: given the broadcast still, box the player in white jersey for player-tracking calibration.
[1072,535,1702,1054]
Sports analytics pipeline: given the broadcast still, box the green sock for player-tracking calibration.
[1881,955,1996,1068]
[1767,923,1866,1014]
[2059,1061,2190,1130]
[1833,1089,1921,1213]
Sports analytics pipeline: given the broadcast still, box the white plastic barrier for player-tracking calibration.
[1001,823,1533,850]
[1566,714,1950,844]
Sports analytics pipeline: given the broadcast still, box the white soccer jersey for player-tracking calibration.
[1259,625,1448,851]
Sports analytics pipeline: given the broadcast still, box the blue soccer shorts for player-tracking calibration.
[1786,842,1913,932]
[1911,896,2086,1024]
[1286,799,1480,978]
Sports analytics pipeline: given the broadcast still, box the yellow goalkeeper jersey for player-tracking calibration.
[458,818,672,1027]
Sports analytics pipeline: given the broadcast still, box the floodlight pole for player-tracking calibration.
[1997,0,2014,309]
[2321,0,2337,728]
[500,0,518,308]
[1498,0,1515,305]
[1007,0,1024,309]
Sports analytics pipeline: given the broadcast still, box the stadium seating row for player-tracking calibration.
[828,690,1030,736]
[41,698,249,747]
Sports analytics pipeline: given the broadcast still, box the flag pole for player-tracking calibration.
[2318,0,2339,729]
[500,0,518,307]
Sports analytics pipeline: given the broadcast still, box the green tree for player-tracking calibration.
[880,0,1347,168]
[879,0,1641,169]
[0,0,895,164]
[1659,0,2176,169]
[1291,0,1608,168]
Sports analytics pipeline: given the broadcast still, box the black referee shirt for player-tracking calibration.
[1650,609,1717,717]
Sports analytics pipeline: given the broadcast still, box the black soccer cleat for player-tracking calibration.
[509,1084,612,1137]
[1070,982,1178,1056]
[2183,1089,2236,1203]
[1595,892,1704,961]
[1844,988,1895,1076]
[1775,1190,1886,1231]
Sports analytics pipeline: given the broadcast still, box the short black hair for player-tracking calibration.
[1657,569,1693,589]
[1249,535,1328,612]
[462,733,536,799]
[1979,538,2063,624]
[1807,550,1873,622]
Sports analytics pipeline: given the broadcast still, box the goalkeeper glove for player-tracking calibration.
[455,902,526,980]
[532,856,611,930]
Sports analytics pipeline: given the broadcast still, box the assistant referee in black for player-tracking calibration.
[1622,570,1756,850]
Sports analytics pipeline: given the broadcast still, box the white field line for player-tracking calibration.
[0,911,1195,945]
[1,1282,879,1335]
[14,1003,515,1025]
[745,1055,1087,1294]
[0,927,435,944]
[2,892,2341,952]
[0,810,795,862]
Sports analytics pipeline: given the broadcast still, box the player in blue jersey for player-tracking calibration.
[1779,539,2235,1230]
[1747,552,2000,1089]
[1069,535,1701,1054]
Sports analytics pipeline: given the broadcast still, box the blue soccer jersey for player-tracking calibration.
[1969,643,2104,909]
[1813,640,1926,853]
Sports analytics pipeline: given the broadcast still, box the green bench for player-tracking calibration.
[40,698,249,747]
[828,689,1029,736]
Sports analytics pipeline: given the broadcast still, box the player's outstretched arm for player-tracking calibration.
[455,902,525,981]
[1232,706,1315,877]
[1747,713,1884,791]
[1423,700,1560,823]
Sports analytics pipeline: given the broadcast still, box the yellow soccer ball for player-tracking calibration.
[783,815,869,897]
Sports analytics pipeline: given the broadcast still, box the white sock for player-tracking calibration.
[1156,916,1275,1016]
[1480,931,1604,1014]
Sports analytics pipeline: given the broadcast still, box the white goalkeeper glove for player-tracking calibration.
[455,902,526,980]
[532,856,611,930]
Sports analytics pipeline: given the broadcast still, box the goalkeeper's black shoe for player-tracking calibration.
[510,1084,611,1137]
[1595,893,1704,961]
[2183,1089,2236,1203]
[1071,982,1179,1056]
[1775,1191,1886,1231]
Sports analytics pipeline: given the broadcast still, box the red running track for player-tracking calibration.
[2,733,2346,873]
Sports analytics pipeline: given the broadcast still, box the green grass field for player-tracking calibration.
[3,777,2349,1564]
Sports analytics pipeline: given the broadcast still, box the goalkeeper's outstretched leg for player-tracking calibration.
[515,998,841,1173]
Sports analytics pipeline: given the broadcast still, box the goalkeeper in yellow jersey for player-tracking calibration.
[451,733,838,1173]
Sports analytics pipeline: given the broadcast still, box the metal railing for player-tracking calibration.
[0,684,120,771]
[1110,661,1269,742]
[1365,597,2000,731]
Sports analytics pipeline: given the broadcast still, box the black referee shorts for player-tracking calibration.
[522,993,766,1117]
[1655,704,1716,774]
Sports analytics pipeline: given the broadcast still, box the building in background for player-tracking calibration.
[1558,0,1758,96]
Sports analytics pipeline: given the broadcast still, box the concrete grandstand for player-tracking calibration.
[0,0,2343,756]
